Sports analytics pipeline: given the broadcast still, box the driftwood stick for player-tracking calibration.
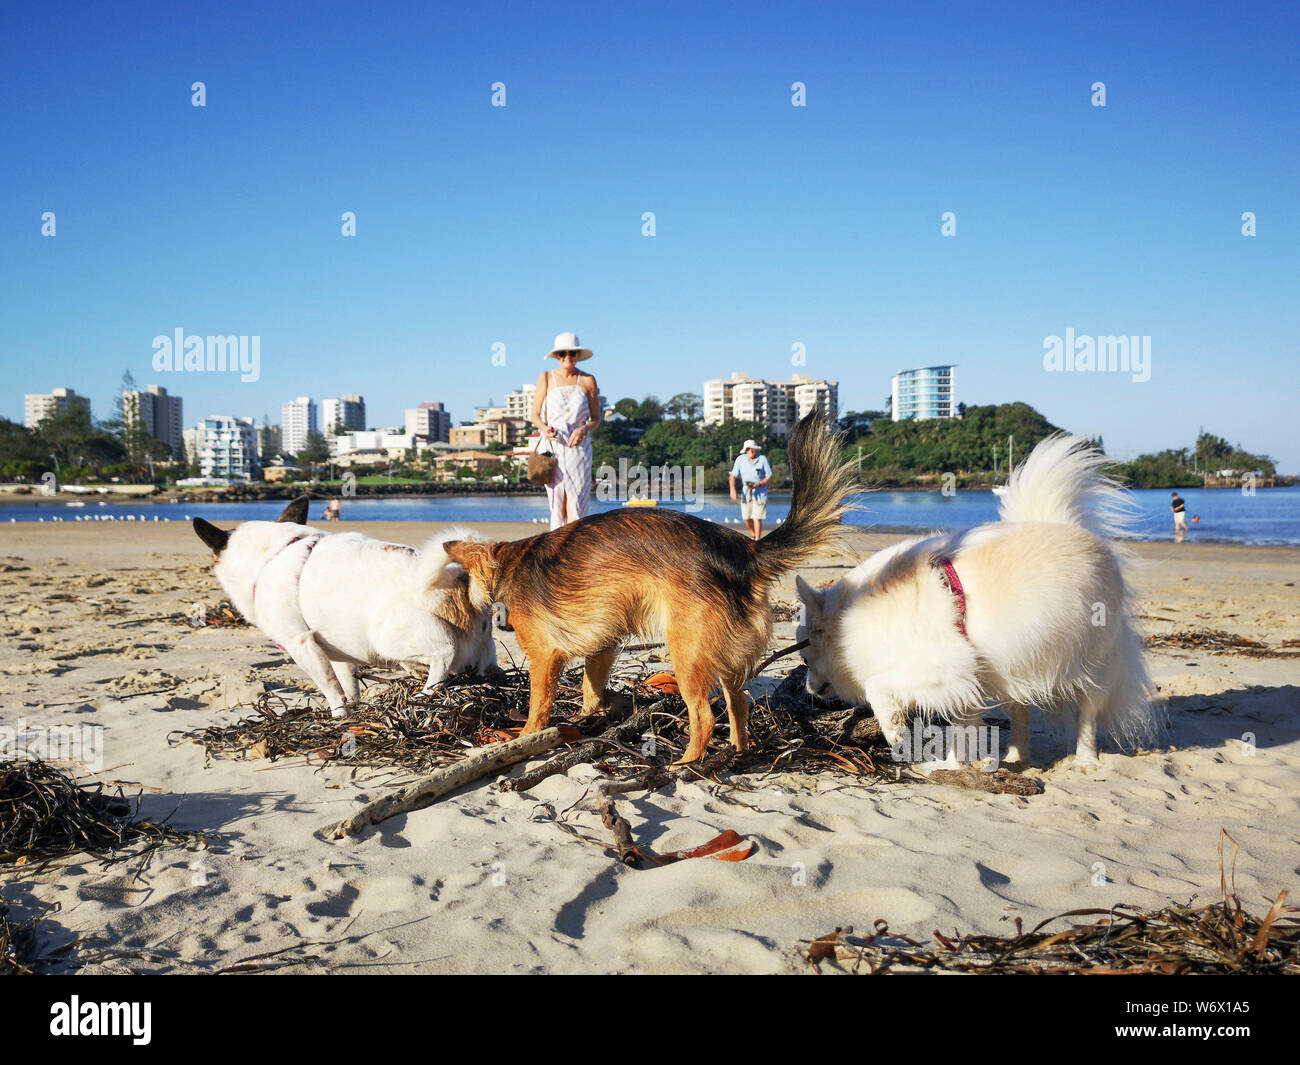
[500,699,672,793]
[331,727,567,838]
[597,791,639,865]
[751,640,809,679]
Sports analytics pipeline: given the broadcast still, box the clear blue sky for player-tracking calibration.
[3,0,1297,468]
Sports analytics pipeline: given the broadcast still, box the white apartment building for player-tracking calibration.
[891,365,957,421]
[322,394,366,435]
[405,401,451,442]
[197,416,259,481]
[281,397,317,455]
[329,429,422,461]
[24,387,90,429]
[703,373,838,436]
[504,384,536,421]
[123,384,184,456]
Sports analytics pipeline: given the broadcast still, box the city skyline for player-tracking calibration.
[3,2,1297,469]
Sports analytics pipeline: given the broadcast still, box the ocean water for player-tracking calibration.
[8,486,1299,546]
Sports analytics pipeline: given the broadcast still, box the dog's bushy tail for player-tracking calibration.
[752,410,858,579]
[1001,434,1159,747]
[998,434,1134,539]
[417,526,485,592]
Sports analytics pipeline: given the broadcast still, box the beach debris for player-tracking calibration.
[330,726,572,839]
[0,759,206,870]
[176,600,247,629]
[178,665,896,782]
[0,898,42,975]
[803,830,1298,974]
[802,891,1299,975]
[594,748,755,868]
[1146,628,1299,658]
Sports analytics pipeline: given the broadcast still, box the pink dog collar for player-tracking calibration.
[934,556,968,638]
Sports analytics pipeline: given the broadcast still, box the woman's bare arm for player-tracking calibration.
[531,370,550,431]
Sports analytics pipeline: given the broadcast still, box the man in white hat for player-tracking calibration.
[729,438,773,541]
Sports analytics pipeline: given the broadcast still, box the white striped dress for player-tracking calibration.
[543,370,593,529]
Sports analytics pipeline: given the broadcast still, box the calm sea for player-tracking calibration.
[8,486,1299,546]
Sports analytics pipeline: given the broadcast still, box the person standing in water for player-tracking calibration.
[1171,490,1188,540]
[531,332,601,530]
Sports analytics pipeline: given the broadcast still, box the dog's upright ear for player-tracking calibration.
[795,575,823,623]
[276,496,311,525]
[193,518,231,557]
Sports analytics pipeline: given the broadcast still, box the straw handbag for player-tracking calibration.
[527,435,557,485]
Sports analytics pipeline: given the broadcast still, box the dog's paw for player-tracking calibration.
[330,705,350,720]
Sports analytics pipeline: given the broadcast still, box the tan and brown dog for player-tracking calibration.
[438,411,855,763]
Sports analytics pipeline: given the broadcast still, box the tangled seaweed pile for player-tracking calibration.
[0,759,205,870]
[175,664,900,785]
[804,833,1297,974]
[805,893,1298,975]
[1146,628,1300,659]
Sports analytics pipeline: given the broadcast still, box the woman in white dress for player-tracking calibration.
[531,331,601,530]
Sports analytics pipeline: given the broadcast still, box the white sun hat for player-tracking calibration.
[545,331,593,361]
[741,439,762,452]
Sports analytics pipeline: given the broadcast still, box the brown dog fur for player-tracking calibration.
[442,411,856,763]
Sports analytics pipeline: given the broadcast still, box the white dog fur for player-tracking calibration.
[796,434,1154,767]
[193,498,497,716]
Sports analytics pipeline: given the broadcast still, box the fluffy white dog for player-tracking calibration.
[193,497,497,716]
[796,435,1154,767]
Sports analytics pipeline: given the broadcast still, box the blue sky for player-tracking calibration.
[3,0,1297,468]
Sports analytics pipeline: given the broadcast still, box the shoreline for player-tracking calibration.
[3,499,1295,549]
[4,480,1294,508]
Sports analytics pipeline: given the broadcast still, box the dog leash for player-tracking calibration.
[934,556,968,637]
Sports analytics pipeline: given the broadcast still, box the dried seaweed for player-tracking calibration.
[174,664,898,787]
[1146,628,1299,658]
[804,832,1297,974]
[803,893,1299,974]
[0,759,206,870]
[0,899,40,975]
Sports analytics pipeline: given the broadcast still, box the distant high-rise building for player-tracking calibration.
[25,387,90,429]
[702,373,838,436]
[123,384,184,456]
[182,428,202,467]
[891,365,957,421]
[503,384,536,421]
[197,416,260,481]
[405,401,451,443]
[281,397,317,456]
[322,394,366,435]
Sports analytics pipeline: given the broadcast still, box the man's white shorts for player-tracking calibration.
[740,498,767,521]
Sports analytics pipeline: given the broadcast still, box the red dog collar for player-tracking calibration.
[934,556,968,638]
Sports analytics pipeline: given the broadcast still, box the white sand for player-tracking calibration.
[1,522,1297,973]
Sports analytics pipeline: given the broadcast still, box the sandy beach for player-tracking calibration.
[2,520,1297,974]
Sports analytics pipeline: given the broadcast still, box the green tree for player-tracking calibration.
[665,392,703,421]
[295,430,332,466]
